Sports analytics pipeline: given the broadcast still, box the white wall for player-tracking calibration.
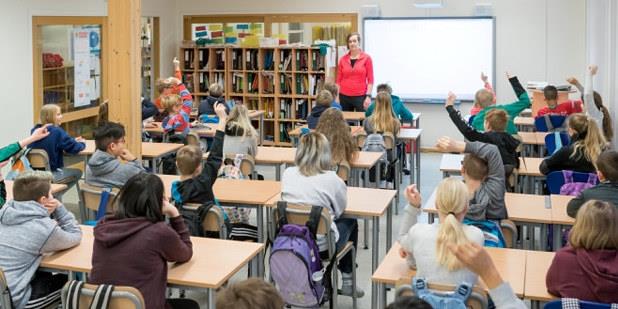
[174,0,586,147]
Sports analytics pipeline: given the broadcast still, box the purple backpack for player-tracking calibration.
[560,170,598,196]
[270,201,326,307]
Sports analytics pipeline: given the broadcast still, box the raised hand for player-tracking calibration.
[480,72,488,83]
[588,65,598,76]
[436,136,465,153]
[445,91,456,107]
[404,184,422,208]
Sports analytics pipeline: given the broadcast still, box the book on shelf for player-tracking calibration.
[199,72,209,93]
[263,50,274,70]
[296,50,308,71]
[232,49,243,70]
[280,99,293,119]
[184,49,194,69]
[247,73,259,93]
[295,74,309,95]
[198,49,209,70]
[261,72,275,94]
[246,50,258,70]
[232,73,244,93]
[296,99,308,120]
[215,50,225,70]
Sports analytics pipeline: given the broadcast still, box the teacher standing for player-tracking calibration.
[336,32,374,112]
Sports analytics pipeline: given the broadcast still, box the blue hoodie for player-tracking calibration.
[29,125,85,171]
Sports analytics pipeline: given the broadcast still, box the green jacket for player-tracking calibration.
[365,94,413,123]
[472,76,531,134]
[0,142,22,207]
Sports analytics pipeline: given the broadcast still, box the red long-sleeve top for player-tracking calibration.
[336,51,374,96]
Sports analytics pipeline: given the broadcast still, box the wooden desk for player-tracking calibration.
[411,112,422,129]
[518,157,545,194]
[524,250,557,305]
[439,153,464,177]
[398,129,423,190]
[41,226,263,308]
[342,111,366,126]
[288,125,363,139]
[550,194,574,250]
[4,181,67,200]
[372,244,526,308]
[144,122,216,139]
[514,116,535,132]
[254,146,296,181]
[518,132,548,157]
[78,140,96,156]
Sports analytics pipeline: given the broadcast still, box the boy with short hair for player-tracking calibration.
[365,83,413,123]
[323,82,343,110]
[162,94,192,136]
[445,92,520,181]
[86,122,145,188]
[199,83,230,117]
[469,72,497,116]
[154,57,193,120]
[216,278,284,309]
[567,150,618,218]
[306,90,333,129]
[172,103,227,205]
[0,170,82,309]
[536,85,583,117]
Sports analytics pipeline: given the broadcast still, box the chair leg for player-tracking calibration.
[351,246,358,309]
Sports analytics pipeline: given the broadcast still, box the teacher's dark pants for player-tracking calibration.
[339,93,366,112]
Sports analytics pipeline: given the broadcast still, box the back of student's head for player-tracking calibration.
[484,109,508,132]
[543,85,558,101]
[377,83,393,95]
[474,89,494,109]
[569,200,618,250]
[176,145,202,176]
[567,113,606,167]
[209,83,223,97]
[227,104,258,139]
[161,94,181,112]
[435,177,471,271]
[12,170,53,202]
[155,78,173,94]
[40,104,61,125]
[316,90,333,107]
[93,122,126,151]
[114,173,164,223]
[315,108,357,164]
[216,278,284,309]
[462,153,489,181]
[373,91,400,134]
[323,82,339,98]
[597,150,618,182]
[582,91,614,141]
[295,132,332,177]
[386,296,433,309]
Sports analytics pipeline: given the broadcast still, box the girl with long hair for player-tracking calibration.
[315,108,358,165]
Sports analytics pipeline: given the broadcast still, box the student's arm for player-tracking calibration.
[364,103,375,117]
[464,142,505,219]
[398,185,422,240]
[583,65,604,128]
[329,176,347,219]
[1,125,51,161]
[41,204,82,253]
[160,201,193,263]
[567,76,584,93]
[445,104,488,142]
[394,96,413,123]
[114,150,146,184]
[539,146,571,175]
[504,76,531,116]
[60,129,86,154]
[566,192,586,218]
[481,72,497,104]
[196,104,227,187]
[0,180,6,207]
[141,99,159,120]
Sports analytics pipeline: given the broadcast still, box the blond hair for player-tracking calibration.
[40,104,61,125]
[315,108,358,164]
[475,89,494,109]
[161,94,181,113]
[295,132,332,177]
[567,113,606,168]
[176,145,202,176]
[156,78,174,93]
[371,92,400,135]
[323,82,338,98]
[209,83,223,97]
[226,104,258,141]
[569,200,618,250]
[435,177,471,271]
[316,90,333,107]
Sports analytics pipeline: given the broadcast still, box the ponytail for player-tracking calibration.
[434,178,471,271]
[593,91,614,141]
[568,113,607,168]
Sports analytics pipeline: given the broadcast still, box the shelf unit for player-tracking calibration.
[180,45,327,146]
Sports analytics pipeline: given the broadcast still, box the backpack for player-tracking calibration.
[559,170,598,196]
[63,280,114,309]
[412,277,472,309]
[4,148,32,181]
[217,155,246,180]
[178,201,219,238]
[362,133,389,183]
[270,201,328,308]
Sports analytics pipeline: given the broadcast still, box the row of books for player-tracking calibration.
[198,72,210,93]
[247,73,259,93]
[261,72,275,94]
[231,73,243,93]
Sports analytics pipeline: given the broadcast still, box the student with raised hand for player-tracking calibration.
[471,72,531,135]
[546,200,618,303]
[539,113,607,175]
[281,132,363,297]
[315,108,358,166]
[89,173,198,309]
[364,91,401,136]
[448,242,527,309]
[567,150,618,217]
[536,85,582,117]
[154,57,193,115]
[445,92,520,181]
[567,65,614,142]
[0,170,82,309]
[365,83,413,124]
[398,179,484,285]
[469,72,496,116]
[223,104,259,157]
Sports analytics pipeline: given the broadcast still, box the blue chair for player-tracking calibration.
[546,170,598,195]
[544,299,618,309]
[535,115,567,132]
[545,132,570,155]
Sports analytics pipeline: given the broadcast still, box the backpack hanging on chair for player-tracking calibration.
[560,170,598,196]
[4,148,33,181]
[362,133,388,184]
[412,277,472,309]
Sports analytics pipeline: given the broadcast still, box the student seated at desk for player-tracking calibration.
[216,278,284,309]
[281,132,363,298]
[153,57,192,122]
[546,200,618,303]
[540,113,607,175]
[171,103,226,205]
[307,90,334,129]
[365,83,413,124]
[536,85,582,117]
[469,72,496,116]
[199,83,229,117]
[445,92,520,182]
[0,171,82,309]
[398,178,484,286]
[471,72,531,135]
[89,173,198,309]
[29,104,86,193]
[315,108,358,169]
[567,150,618,218]
[223,104,258,157]
[86,122,145,188]
[162,94,192,137]
[323,81,343,110]
[364,91,401,136]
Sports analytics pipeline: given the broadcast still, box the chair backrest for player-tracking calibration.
[383,132,396,150]
[61,281,145,309]
[544,299,617,309]
[544,132,570,155]
[0,268,13,309]
[535,115,567,132]
[270,202,334,255]
[183,202,227,238]
[27,149,51,171]
[78,180,119,214]
[499,219,518,248]
[395,278,488,309]
[355,132,367,150]
[224,153,255,178]
[335,161,351,182]
[185,132,200,147]
[546,170,597,195]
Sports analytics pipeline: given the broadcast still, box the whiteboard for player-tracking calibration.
[364,17,495,102]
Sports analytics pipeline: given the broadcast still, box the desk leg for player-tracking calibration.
[428,213,435,224]
[386,199,393,252]
[208,288,216,309]
[275,164,281,181]
[371,216,380,309]
[552,224,562,251]
[259,114,264,146]
[364,219,369,250]
[257,205,265,277]
[153,158,159,174]
[408,140,414,185]
[415,136,421,190]
[540,223,548,251]
[372,283,378,309]
[375,162,381,189]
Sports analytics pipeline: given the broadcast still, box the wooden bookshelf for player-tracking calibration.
[179,45,327,146]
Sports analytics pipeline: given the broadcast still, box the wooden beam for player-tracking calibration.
[108,0,142,157]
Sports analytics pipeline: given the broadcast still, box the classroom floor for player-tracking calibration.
[61,152,445,308]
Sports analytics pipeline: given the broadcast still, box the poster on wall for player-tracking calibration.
[73,29,91,108]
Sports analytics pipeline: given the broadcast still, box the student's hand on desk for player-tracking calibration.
[162,199,180,218]
[588,65,598,75]
[399,247,409,259]
[144,122,158,129]
[445,92,456,107]
[436,136,465,153]
[404,184,422,208]
[480,72,488,83]
[75,136,85,143]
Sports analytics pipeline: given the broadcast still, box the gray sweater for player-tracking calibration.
[85,150,145,188]
[222,135,258,157]
[465,142,507,220]
[0,200,81,309]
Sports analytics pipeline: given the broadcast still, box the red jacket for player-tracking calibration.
[537,100,583,117]
[336,51,374,96]
[546,245,618,303]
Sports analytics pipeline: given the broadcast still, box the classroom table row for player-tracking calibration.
[371,243,556,309]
